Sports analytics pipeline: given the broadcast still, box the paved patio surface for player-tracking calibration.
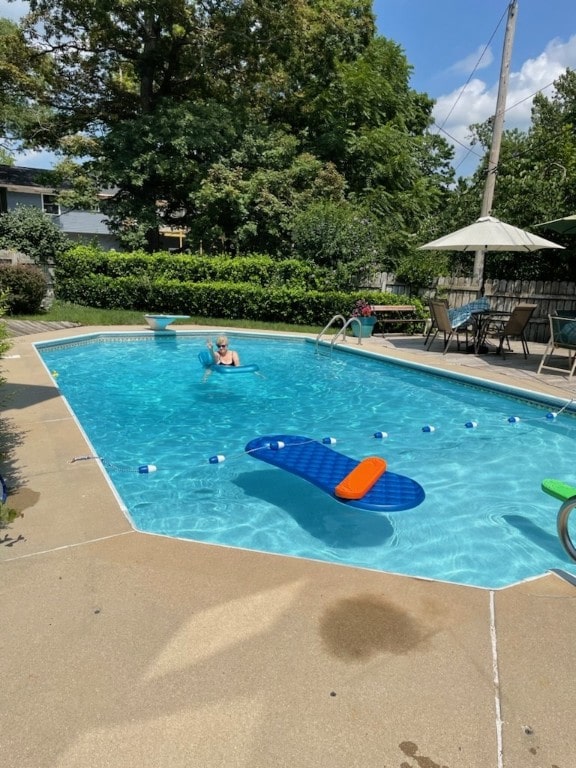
[1,323,576,768]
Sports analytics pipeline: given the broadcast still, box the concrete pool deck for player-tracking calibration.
[1,323,576,768]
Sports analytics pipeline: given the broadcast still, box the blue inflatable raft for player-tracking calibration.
[198,349,259,374]
[245,434,425,512]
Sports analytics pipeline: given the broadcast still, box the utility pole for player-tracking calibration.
[473,0,519,289]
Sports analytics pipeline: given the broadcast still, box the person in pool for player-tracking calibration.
[207,335,240,367]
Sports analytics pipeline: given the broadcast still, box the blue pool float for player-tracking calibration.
[198,349,259,374]
[245,434,425,512]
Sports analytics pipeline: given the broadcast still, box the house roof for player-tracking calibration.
[0,164,59,194]
[57,210,113,236]
[0,163,117,199]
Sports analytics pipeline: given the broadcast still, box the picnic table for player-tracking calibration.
[370,305,426,334]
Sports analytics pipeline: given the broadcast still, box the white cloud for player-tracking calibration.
[434,34,576,176]
[450,45,494,74]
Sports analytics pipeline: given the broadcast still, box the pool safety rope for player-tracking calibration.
[68,399,576,474]
[69,455,158,474]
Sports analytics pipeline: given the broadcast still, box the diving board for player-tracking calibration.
[245,434,425,512]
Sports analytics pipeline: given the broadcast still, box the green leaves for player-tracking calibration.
[446,68,576,281]
[13,1,454,278]
[0,206,70,264]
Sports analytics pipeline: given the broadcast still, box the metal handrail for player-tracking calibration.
[315,315,363,353]
[557,496,576,562]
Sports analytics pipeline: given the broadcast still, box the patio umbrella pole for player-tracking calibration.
[473,0,519,293]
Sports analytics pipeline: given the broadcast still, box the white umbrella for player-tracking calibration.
[418,216,564,252]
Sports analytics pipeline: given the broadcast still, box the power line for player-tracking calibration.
[429,2,562,177]
[433,74,559,176]
[437,4,509,132]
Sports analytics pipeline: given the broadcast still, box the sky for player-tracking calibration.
[375,0,576,176]
[4,0,576,177]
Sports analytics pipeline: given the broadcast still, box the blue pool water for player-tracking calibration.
[37,332,576,588]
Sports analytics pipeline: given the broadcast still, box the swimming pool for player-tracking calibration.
[37,331,576,588]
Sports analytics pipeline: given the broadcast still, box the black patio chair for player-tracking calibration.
[490,303,537,359]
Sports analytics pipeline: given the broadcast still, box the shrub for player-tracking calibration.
[0,264,48,313]
[291,201,386,289]
[0,290,10,356]
[53,244,427,325]
[0,500,21,526]
[57,245,323,288]
[0,206,71,264]
[0,294,18,527]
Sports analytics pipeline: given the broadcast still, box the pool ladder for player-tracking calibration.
[315,315,364,354]
[557,497,576,562]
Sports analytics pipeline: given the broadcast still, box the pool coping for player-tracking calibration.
[2,324,576,767]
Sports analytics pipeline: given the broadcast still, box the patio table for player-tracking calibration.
[471,310,511,354]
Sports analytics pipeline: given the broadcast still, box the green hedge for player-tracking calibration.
[54,245,425,326]
[56,246,321,288]
[55,274,424,326]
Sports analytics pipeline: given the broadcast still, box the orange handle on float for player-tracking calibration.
[334,456,387,500]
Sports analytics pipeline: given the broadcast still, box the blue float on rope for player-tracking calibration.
[138,465,157,474]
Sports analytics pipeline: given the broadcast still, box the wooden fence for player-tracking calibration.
[375,273,576,343]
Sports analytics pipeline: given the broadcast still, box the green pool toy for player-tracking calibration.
[541,478,576,502]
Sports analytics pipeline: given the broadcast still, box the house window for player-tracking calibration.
[42,194,60,215]
[0,187,6,213]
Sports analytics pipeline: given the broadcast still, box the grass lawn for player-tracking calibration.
[14,301,326,335]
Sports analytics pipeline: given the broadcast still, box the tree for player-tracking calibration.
[17,1,455,274]
[291,200,386,288]
[0,18,53,163]
[187,128,346,255]
[440,68,576,280]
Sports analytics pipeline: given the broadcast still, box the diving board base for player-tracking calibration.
[245,434,424,512]
[145,314,190,331]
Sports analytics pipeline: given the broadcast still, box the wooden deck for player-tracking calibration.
[2,319,82,337]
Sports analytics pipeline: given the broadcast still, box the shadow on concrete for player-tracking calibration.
[3,381,61,410]
[0,408,25,533]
